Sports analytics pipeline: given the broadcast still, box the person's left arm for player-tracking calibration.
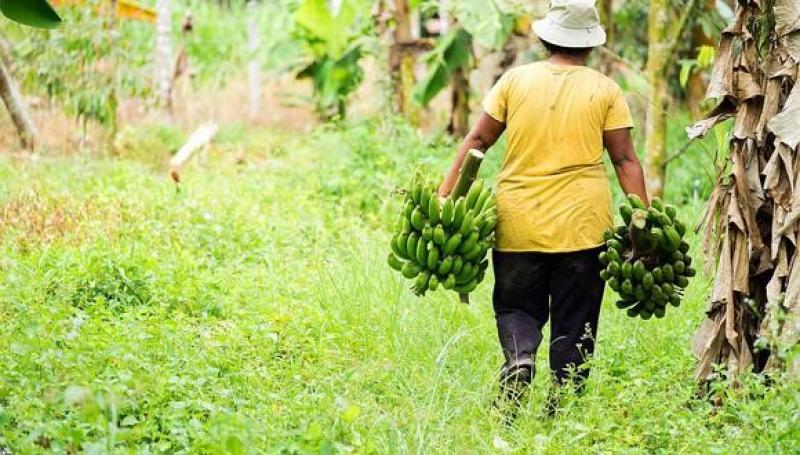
[604,128,648,204]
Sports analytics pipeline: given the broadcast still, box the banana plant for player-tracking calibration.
[292,0,371,120]
[0,0,63,28]
[413,0,516,135]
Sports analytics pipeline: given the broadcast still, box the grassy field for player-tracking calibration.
[1,118,798,453]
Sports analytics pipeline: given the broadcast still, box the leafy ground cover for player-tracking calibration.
[1,119,798,453]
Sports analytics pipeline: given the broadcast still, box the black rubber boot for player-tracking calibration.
[493,360,533,425]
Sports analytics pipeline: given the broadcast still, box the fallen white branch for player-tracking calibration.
[169,121,218,183]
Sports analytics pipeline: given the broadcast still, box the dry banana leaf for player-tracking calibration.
[691,0,800,383]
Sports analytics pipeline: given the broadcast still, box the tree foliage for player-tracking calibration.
[0,0,62,29]
[292,0,372,120]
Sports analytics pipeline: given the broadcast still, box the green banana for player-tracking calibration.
[627,194,646,210]
[634,285,647,302]
[453,198,467,227]
[465,179,484,210]
[458,211,476,236]
[420,188,432,216]
[642,272,654,290]
[427,243,440,271]
[433,225,447,246]
[651,197,664,212]
[662,264,675,282]
[406,233,419,262]
[452,256,464,275]
[403,200,415,220]
[633,260,646,280]
[607,247,620,263]
[416,238,428,266]
[664,226,681,250]
[387,253,404,272]
[411,184,422,204]
[414,271,430,293]
[421,225,433,241]
[443,274,456,290]
[437,257,454,275]
[607,239,624,252]
[479,216,498,238]
[619,203,633,225]
[428,274,439,291]
[607,261,621,277]
[652,267,664,284]
[410,207,426,231]
[458,231,479,255]
[664,204,678,221]
[401,262,421,279]
[427,195,441,225]
[443,233,462,255]
[474,187,493,214]
[463,242,483,261]
[392,233,409,259]
[454,279,478,294]
[621,262,633,280]
[441,198,455,228]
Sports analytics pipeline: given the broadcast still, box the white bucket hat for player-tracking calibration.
[532,0,606,48]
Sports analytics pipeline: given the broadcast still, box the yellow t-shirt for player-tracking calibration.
[483,61,634,253]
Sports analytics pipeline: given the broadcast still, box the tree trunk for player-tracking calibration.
[643,0,670,198]
[686,0,717,120]
[0,57,37,149]
[691,0,800,384]
[388,0,421,124]
[448,66,470,137]
[597,0,615,74]
[155,0,173,110]
[247,0,261,121]
[643,0,699,197]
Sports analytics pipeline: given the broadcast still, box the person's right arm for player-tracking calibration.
[604,128,648,204]
[438,112,506,197]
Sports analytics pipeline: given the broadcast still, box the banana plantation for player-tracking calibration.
[0,0,798,452]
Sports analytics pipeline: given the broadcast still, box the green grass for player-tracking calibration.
[1,118,798,453]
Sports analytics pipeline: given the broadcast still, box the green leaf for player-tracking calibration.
[0,0,62,29]
[413,29,472,106]
[294,0,357,58]
[678,60,695,89]
[453,0,512,50]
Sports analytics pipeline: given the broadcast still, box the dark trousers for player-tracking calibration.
[492,248,605,387]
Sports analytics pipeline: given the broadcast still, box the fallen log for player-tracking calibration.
[169,121,217,183]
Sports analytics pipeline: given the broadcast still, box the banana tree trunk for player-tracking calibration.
[155,0,173,110]
[0,57,37,149]
[691,0,800,384]
[388,0,422,124]
[448,66,470,137]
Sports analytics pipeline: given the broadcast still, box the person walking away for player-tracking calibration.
[438,0,648,415]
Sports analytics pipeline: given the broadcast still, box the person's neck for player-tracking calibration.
[548,54,587,66]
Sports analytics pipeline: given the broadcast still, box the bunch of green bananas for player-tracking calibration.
[599,194,697,320]
[387,176,497,296]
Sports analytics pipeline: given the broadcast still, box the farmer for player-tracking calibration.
[438,0,648,412]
